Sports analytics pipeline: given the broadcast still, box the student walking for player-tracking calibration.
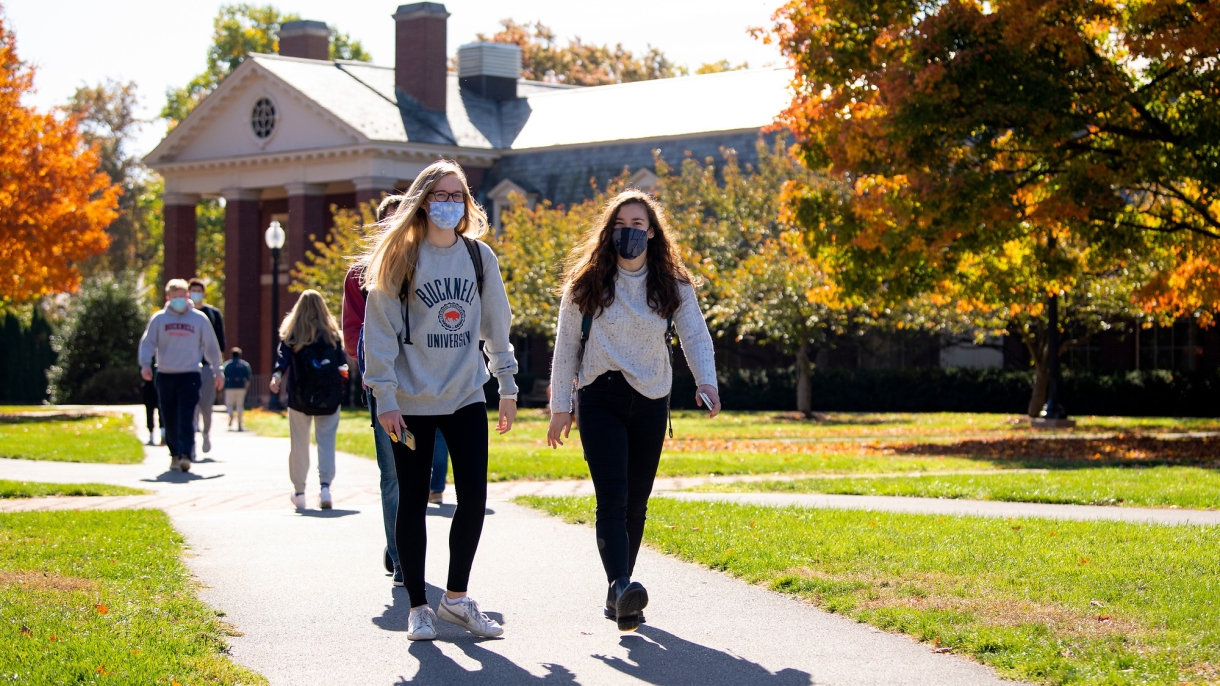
[341,195,457,589]
[269,290,347,511]
[139,279,224,472]
[222,347,252,431]
[362,160,518,642]
[546,190,720,632]
[141,359,161,446]
[189,278,226,455]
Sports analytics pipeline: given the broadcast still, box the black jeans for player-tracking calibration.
[579,371,669,583]
[391,401,489,607]
[156,372,200,458]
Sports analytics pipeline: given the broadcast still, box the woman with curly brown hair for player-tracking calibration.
[547,189,720,632]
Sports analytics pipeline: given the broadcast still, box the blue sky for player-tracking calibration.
[7,0,783,156]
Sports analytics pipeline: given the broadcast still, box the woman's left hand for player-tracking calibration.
[496,398,517,434]
[695,384,721,418]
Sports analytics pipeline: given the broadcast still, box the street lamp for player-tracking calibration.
[265,220,286,410]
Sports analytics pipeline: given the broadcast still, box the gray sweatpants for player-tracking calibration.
[288,407,340,495]
[196,364,216,435]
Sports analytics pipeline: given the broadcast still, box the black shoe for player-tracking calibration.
[609,577,648,632]
[604,583,646,624]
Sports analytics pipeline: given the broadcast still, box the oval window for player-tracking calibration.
[251,97,276,139]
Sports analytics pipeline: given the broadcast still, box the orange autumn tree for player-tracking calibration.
[0,14,119,305]
[768,0,1220,414]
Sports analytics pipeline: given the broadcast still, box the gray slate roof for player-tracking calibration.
[250,53,791,151]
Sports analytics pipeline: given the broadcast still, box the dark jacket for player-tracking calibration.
[198,303,226,354]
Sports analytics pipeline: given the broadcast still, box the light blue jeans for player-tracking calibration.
[370,397,450,572]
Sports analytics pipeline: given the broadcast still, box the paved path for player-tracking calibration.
[0,408,1014,685]
[660,492,1220,526]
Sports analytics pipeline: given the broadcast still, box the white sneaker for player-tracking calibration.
[406,605,438,641]
[169,455,178,471]
[437,595,504,637]
[177,457,192,472]
[202,433,211,453]
[290,493,306,510]
[158,429,165,446]
[319,486,333,510]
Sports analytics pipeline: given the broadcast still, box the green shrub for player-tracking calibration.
[47,274,146,404]
[0,309,55,403]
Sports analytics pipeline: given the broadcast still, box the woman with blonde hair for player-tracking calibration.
[547,189,720,632]
[362,160,518,642]
[269,289,348,511]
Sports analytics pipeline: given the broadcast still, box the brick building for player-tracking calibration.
[144,2,791,377]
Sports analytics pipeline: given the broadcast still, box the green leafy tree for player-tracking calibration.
[194,199,226,314]
[47,274,146,404]
[477,19,687,85]
[290,202,379,318]
[67,79,161,276]
[162,4,370,126]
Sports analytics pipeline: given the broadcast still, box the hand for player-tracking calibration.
[696,384,722,418]
[547,412,573,448]
[496,398,517,434]
[141,366,153,382]
[268,375,280,394]
[214,375,224,391]
[378,409,407,441]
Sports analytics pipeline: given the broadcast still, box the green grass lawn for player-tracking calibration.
[523,495,1220,685]
[0,414,145,464]
[0,509,265,684]
[0,480,149,499]
[695,466,1220,510]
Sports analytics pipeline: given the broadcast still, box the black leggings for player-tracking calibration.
[578,371,669,583]
[392,401,489,607]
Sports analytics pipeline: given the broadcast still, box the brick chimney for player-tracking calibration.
[279,20,330,60]
[393,3,449,111]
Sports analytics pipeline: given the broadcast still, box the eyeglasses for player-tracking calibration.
[427,191,465,203]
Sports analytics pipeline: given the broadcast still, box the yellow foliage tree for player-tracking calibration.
[0,17,119,305]
[289,201,379,317]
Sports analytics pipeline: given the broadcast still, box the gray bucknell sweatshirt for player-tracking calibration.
[138,303,223,373]
[549,265,717,414]
[363,237,519,416]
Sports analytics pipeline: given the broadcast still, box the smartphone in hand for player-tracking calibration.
[388,426,417,451]
[699,391,714,415]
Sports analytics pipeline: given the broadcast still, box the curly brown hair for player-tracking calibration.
[563,190,696,319]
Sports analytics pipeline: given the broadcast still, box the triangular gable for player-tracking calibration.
[145,56,369,165]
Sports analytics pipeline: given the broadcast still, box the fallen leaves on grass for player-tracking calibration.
[0,571,98,593]
[95,604,108,614]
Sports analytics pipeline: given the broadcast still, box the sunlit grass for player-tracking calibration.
[0,414,144,464]
[523,495,1220,685]
[0,481,149,499]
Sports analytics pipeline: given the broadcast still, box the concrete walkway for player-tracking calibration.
[0,407,1017,685]
[660,492,1220,526]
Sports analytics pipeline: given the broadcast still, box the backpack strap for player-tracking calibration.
[461,236,485,296]
[665,315,675,439]
[398,280,412,346]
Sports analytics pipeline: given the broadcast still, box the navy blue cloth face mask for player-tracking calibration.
[612,226,649,259]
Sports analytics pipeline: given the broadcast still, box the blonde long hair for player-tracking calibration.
[279,290,342,351]
[362,160,489,297]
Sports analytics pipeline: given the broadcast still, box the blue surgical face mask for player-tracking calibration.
[428,201,465,231]
[169,297,188,312]
[189,291,204,304]
[612,226,649,260]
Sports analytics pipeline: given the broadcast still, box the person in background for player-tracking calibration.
[139,279,223,472]
[270,290,346,511]
[188,278,226,456]
[223,347,252,431]
[141,357,161,446]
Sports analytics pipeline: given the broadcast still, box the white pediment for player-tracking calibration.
[147,58,365,165]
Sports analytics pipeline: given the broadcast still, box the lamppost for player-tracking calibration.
[265,220,285,410]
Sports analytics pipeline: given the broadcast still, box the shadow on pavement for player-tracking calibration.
[595,625,812,686]
[425,503,496,519]
[141,471,225,484]
[296,508,360,518]
[402,640,579,685]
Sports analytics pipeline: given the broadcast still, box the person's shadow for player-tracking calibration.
[141,471,224,484]
[425,503,497,520]
[376,583,579,685]
[595,625,812,686]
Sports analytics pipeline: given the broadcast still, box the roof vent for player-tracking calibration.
[458,42,522,101]
[279,20,329,60]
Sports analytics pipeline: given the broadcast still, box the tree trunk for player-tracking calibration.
[1028,356,1050,417]
[796,338,812,417]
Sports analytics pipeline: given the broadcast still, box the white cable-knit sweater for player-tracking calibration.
[549,265,717,413]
